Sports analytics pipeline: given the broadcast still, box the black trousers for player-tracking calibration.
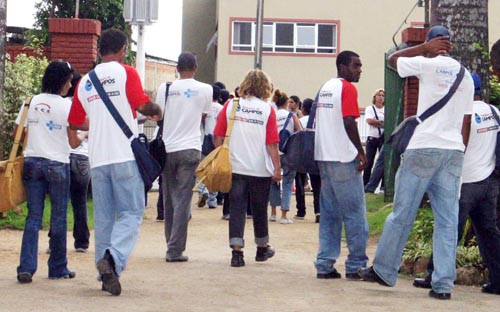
[363,136,383,186]
[295,173,307,217]
[425,173,500,288]
[310,173,321,215]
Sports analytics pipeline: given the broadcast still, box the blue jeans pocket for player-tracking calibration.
[403,149,440,178]
[47,161,68,183]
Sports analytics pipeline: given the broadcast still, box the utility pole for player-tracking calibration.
[254,0,264,69]
[75,0,80,18]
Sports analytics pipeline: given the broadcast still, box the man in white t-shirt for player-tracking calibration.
[69,29,162,296]
[313,50,369,280]
[358,26,474,300]
[156,52,212,262]
[413,74,500,296]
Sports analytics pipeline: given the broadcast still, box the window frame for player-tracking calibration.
[229,17,341,57]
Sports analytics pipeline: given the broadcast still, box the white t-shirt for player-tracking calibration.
[300,115,310,129]
[462,101,500,183]
[365,105,384,138]
[315,78,361,162]
[213,97,279,177]
[68,62,151,169]
[15,94,72,163]
[156,79,212,153]
[204,101,223,135]
[397,55,474,152]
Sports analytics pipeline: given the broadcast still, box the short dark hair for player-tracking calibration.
[302,98,313,115]
[212,85,221,101]
[65,71,82,98]
[99,29,128,56]
[491,39,500,71]
[214,81,226,90]
[42,60,74,95]
[336,50,359,72]
[177,52,197,72]
[219,89,230,104]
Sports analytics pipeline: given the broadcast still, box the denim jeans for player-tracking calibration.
[17,157,71,278]
[229,174,272,247]
[363,136,383,185]
[314,159,369,274]
[269,159,295,211]
[425,172,500,289]
[69,153,90,249]
[373,148,463,293]
[91,161,145,276]
[196,180,218,207]
[365,145,385,193]
[162,149,200,258]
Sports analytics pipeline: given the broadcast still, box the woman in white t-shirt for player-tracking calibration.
[15,61,81,284]
[363,88,385,187]
[213,69,281,267]
[269,89,302,224]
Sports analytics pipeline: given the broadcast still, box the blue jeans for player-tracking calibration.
[269,159,295,211]
[365,145,385,193]
[373,148,463,293]
[91,161,145,276]
[17,157,71,278]
[314,159,369,274]
[69,153,90,249]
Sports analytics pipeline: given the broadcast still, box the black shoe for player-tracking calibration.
[97,251,121,296]
[413,277,432,289]
[49,271,76,280]
[346,272,362,280]
[429,290,451,300]
[197,194,208,207]
[231,250,245,267]
[166,255,189,262]
[17,272,32,284]
[315,214,320,223]
[481,283,500,295]
[255,245,275,262]
[317,269,341,279]
[357,266,390,286]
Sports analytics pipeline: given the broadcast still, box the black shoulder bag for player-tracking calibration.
[88,70,161,192]
[149,82,171,169]
[388,66,465,154]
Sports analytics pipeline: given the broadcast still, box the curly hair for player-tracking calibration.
[41,60,74,95]
[371,88,385,105]
[238,70,272,100]
[272,89,288,108]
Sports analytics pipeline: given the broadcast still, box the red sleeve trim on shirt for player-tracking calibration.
[123,65,150,116]
[213,100,230,137]
[341,80,360,118]
[266,107,280,145]
[68,81,87,125]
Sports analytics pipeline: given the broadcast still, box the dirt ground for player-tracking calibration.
[0,193,498,312]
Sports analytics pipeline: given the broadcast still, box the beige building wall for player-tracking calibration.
[182,0,217,84]
[144,60,177,99]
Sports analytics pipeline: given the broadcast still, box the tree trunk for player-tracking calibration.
[0,0,7,158]
[431,0,489,99]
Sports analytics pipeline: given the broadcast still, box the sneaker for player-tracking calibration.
[428,290,451,300]
[208,204,217,209]
[197,193,208,208]
[346,272,362,280]
[246,214,253,219]
[481,283,500,295]
[166,255,189,262]
[315,214,320,223]
[413,277,432,289]
[357,266,390,286]
[97,251,121,296]
[317,269,341,279]
[222,214,230,220]
[155,217,164,222]
[269,215,277,222]
[231,250,245,267]
[75,247,88,253]
[255,245,275,262]
[293,215,305,220]
[17,272,32,284]
[49,271,76,280]
[279,218,293,224]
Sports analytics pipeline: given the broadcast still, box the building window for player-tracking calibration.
[231,19,339,55]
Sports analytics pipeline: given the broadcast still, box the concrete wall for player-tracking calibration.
[144,60,177,98]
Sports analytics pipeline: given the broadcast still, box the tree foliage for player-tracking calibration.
[0,53,48,158]
[30,0,130,45]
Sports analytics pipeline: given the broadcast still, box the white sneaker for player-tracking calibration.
[269,215,277,222]
[279,218,293,224]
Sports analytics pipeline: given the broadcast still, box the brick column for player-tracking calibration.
[401,27,428,118]
[48,18,101,74]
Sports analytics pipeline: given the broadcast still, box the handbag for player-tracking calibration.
[487,104,500,170]
[88,70,161,192]
[194,98,239,193]
[149,82,171,170]
[0,97,32,212]
[278,112,293,152]
[387,65,465,154]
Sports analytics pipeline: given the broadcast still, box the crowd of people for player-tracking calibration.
[12,26,500,301]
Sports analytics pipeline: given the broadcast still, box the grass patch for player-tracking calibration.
[365,193,392,236]
[0,198,94,231]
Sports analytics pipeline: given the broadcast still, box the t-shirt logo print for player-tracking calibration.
[475,113,482,124]
[46,120,62,131]
[184,88,199,98]
[85,79,93,91]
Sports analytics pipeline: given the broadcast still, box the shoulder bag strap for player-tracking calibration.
[417,65,466,123]
[5,96,33,177]
[156,82,171,140]
[223,98,240,148]
[489,104,500,126]
[88,70,134,140]
[372,105,382,137]
[282,111,293,132]
[307,82,327,129]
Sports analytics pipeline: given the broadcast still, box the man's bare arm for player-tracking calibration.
[137,101,162,121]
[344,116,366,171]
[461,114,472,147]
[70,118,89,131]
[388,36,452,69]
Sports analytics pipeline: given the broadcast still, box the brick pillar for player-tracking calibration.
[401,27,428,118]
[48,18,101,74]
